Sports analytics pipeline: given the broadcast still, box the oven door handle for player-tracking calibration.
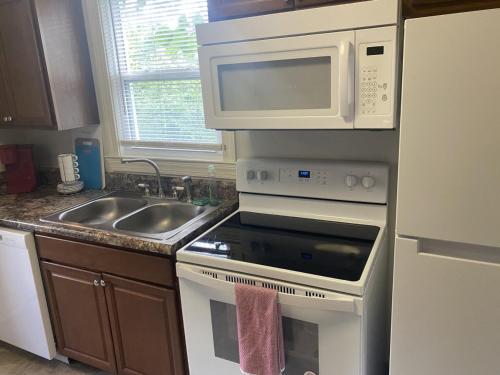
[278,293,359,315]
[177,265,361,316]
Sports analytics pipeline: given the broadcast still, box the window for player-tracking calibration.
[99,0,233,161]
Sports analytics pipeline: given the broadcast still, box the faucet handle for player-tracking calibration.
[171,186,184,200]
[138,183,150,197]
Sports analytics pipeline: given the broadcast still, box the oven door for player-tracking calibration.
[178,263,364,375]
[198,31,355,130]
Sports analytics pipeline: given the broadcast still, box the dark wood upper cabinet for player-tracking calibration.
[0,0,54,128]
[207,0,371,21]
[104,274,186,375]
[0,0,99,130]
[0,57,11,123]
[403,0,500,18]
[41,262,117,374]
[208,0,295,21]
[295,0,364,9]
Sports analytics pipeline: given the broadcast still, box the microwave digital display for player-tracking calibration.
[298,170,311,178]
[367,46,384,56]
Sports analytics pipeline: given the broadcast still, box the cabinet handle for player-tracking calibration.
[7,116,12,122]
[93,279,99,287]
[2,116,7,123]
[100,279,106,287]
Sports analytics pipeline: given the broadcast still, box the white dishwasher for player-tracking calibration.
[0,227,56,359]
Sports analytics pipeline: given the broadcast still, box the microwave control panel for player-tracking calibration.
[236,158,389,204]
[355,26,398,129]
[359,41,392,116]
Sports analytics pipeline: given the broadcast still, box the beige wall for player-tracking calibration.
[0,126,100,169]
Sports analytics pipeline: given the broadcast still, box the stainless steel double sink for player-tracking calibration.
[43,191,216,240]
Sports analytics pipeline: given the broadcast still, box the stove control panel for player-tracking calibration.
[237,159,389,204]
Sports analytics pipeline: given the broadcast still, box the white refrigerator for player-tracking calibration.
[390,8,500,375]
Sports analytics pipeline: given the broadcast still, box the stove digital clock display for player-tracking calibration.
[298,170,311,178]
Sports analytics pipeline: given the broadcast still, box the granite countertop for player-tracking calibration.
[0,187,238,256]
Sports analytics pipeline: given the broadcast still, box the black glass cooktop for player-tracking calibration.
[185,212,379,282]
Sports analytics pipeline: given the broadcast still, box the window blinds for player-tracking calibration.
[105,0,219,146]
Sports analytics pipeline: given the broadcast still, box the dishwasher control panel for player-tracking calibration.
[237,158,389,204]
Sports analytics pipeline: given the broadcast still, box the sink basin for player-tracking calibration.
[114,203,208,234]
[59,196,148,226]
[43,191,217,240]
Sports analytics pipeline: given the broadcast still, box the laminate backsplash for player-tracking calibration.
[105,172,237,201]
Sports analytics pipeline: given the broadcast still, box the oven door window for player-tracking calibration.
[210,300,320,375]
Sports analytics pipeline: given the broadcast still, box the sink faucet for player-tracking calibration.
[121,158,165,198]
[182,176,193,204]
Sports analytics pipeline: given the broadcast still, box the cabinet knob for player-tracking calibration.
[93,279,99,286]
[100,279,106,287]
[7,116,12,122]
[2,116,7,123]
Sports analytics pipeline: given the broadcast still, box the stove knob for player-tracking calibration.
[246,170,256,180]
[257,170,268,181]
[345,175,358,188]
[361,176,376,189]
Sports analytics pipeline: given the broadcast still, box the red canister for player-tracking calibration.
[0,145,37,194]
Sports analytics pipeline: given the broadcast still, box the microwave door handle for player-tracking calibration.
[177,265,360,315]
[339,40,354,120]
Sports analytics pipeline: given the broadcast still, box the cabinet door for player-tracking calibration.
[0,0,54,128]
[41,262,117,374]
[104,274,185,375]
[208,0,295,21]
[0,55,10,124]
[403,0,500,17]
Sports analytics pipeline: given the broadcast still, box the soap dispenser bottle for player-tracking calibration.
[208,164,219,206]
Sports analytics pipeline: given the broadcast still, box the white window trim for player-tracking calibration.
[81,0,236,179]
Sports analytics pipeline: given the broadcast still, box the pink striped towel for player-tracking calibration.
[235,283,285,375]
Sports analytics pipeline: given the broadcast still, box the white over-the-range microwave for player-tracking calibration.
[196,0,401,130]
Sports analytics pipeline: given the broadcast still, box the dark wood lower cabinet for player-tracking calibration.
[37,235,185,375]
[104,274,185,375]
[41,262,117,374]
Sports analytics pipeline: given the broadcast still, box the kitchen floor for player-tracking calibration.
[0,341,108,375]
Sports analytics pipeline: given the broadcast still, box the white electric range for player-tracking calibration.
[177,158,389,375]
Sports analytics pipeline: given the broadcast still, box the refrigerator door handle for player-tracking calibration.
[407,236,500,266]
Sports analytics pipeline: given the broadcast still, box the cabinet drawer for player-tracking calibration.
[36,235,174,287]
[208,0,295,21]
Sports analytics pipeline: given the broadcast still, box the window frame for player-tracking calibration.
[81,0,236,178]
